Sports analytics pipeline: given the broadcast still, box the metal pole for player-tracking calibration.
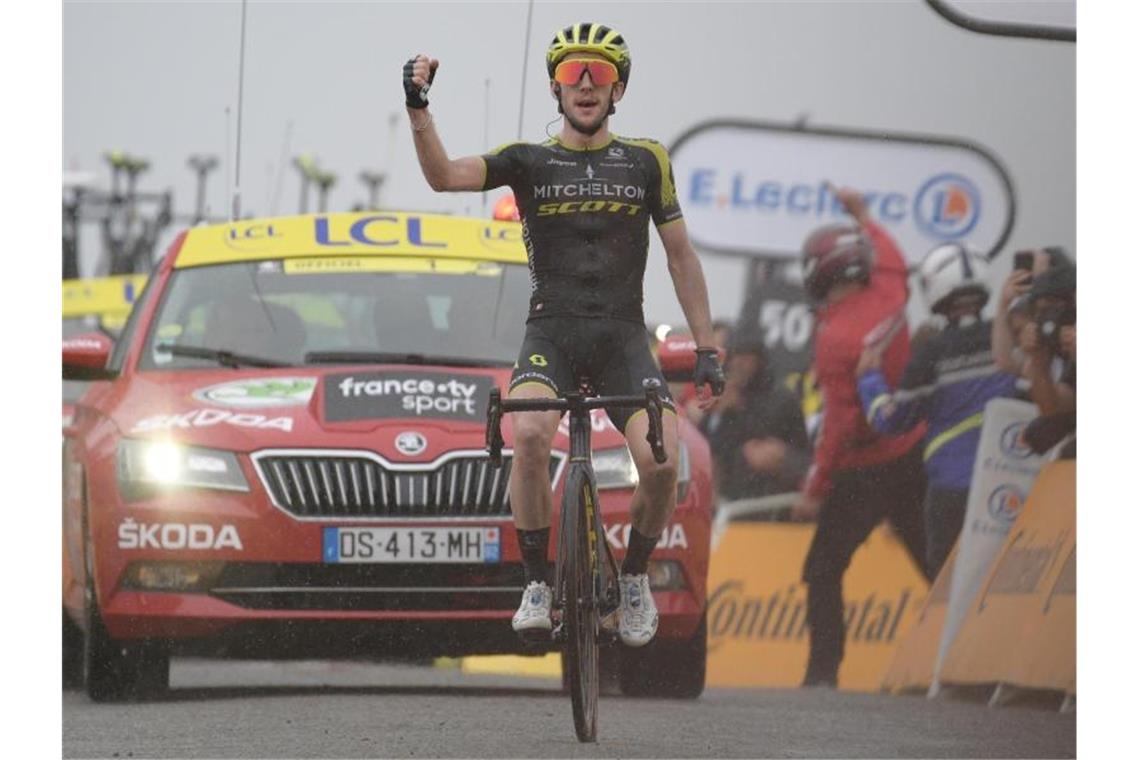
[483,77,491,210]
[515,0,535,140]
[231,0,248,220]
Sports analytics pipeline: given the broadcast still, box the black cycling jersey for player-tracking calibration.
[481,134,683,324]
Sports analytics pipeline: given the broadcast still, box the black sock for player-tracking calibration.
[516,527,550,585]
[621,527,659,576]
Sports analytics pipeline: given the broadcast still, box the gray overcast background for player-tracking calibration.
[63,0,1075,326]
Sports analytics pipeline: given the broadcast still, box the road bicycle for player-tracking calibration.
[486,379,667,743]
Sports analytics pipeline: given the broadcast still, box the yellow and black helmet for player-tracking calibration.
[546,22,632,84]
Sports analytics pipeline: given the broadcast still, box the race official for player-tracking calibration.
[856,243,1018,577]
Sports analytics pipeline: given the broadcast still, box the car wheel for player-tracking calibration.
[82,520,169,702]
[618,610,706,699]
[63,609,84,689]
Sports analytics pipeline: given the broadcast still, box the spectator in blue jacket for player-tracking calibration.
[854,243,1018,577]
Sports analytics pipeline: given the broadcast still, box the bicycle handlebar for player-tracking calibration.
[486,379,668,467]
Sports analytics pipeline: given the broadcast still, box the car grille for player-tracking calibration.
[252,450,563,520]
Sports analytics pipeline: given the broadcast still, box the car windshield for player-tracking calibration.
[138,257,532,371]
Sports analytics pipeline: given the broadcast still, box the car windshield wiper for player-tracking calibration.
[159,343,293,369]
[303,350,511,369]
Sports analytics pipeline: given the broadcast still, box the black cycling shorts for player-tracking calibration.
[509,316,676,434]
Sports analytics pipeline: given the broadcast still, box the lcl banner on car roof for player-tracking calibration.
[670,121,1015,264]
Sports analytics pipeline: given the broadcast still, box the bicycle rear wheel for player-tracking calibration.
[561,467,598,743]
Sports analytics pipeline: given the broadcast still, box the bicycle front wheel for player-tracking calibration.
[562,467,599,743]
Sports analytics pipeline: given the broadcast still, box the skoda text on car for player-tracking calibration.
[62,211,713,701]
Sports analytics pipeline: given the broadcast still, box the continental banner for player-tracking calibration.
[707,523,928,691]
[939,460,1075,694]
[880,544,958,693]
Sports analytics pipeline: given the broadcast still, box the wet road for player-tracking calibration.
[63,658,1076,758]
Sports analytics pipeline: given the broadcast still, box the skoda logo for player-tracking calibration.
[914,173,981,240]
[987,485,1025,524]
[395,431,428,456]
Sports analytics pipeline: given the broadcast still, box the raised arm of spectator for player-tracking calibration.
[832,184,908,281]
[992,269,1032,372]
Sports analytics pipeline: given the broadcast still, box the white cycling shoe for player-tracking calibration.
[618,573,658,647]
[512,581,553,640]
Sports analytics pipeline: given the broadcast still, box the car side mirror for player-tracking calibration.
[657,334,722,383]
[63,332,118,381]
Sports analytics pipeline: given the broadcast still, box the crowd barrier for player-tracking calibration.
[882,430,1075,699]
[706,521,928,691]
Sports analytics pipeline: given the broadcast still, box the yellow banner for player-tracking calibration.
[175,212,526,268]
[707,523,928,691]
[62,275,148,319]
[940,460,1075,694]
[880,543,958,693]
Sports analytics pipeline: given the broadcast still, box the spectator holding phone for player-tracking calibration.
[992,247,1072,377]
[855,243,1019,576]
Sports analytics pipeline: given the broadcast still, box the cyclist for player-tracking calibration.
[402,22,725,648]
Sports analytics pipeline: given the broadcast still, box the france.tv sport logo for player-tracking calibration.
[687,170,982,240]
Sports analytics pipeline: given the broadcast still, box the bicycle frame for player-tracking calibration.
[552,394,621,629]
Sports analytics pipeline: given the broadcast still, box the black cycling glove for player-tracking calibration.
[694,348,726,396]
[403,56,436,109]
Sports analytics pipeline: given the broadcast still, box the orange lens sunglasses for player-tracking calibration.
[553,58,620,86]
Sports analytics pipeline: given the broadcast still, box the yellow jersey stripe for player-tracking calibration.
[924,413,984,461]
[619,137,677,208]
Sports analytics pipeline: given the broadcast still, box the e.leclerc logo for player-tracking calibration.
[987,485,1025,524]
[686,169,983,241]
[913,173,981,240]
[999,421,1035,460]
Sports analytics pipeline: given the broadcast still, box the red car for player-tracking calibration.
[63,211,713,701]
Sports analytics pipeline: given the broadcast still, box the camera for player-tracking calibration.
[1035,303,1075,354]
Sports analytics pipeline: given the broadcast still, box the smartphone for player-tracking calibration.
[1013,250,1035,274]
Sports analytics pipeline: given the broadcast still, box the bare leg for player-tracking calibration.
[624,410,681,537]
[507,383,562,530]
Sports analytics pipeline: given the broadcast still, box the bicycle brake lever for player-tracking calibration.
[642,380,667,465]
[487,387,504,467]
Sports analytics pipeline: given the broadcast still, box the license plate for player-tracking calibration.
[322,526,501,564]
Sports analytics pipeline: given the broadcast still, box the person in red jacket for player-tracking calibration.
[793,186,929,687]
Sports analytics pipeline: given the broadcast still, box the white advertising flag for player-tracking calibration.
[670,121,1015,264]
[929,398,1043,695]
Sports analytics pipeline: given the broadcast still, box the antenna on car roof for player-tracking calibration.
[230,0,249,221]
[516,0,535,140]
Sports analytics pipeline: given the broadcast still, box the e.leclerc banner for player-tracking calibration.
[929,398,1042,696]
[670,121,1015,264]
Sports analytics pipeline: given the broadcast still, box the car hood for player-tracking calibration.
[112,365,630,456]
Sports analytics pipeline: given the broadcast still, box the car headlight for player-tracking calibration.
[117,439,249,499]
[591,441,692,499]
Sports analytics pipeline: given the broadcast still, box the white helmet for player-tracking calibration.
[919,243,991,314]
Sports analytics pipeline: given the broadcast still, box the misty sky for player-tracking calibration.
[63,0,1074,325]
